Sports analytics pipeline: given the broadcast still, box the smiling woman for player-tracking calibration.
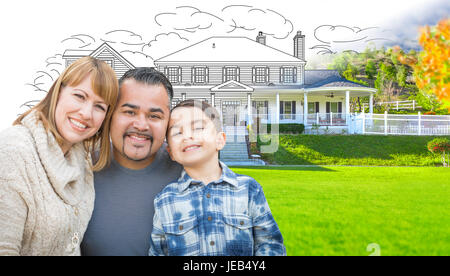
[0,56,119,256]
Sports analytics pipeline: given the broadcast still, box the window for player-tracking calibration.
[102,59,114,69]
[252,101,268,120]
[223,67,239,82]
[280,67,297,83]
[280,101,296,120]
[308,102,320,113]
[165,67,181,84]
[253,67,269,83]
[192,67,208,84]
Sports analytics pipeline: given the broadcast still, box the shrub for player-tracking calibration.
[427,138,450,167]
[265,123,305,134]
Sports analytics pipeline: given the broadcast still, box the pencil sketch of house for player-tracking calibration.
[63,43,135,79]
[62,31,377,134]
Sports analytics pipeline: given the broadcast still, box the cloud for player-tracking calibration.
[312,25,397,55]
[153,5,294,40]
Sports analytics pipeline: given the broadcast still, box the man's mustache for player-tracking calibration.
[123,130,154,143]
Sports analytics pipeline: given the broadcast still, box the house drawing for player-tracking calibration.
[63,43,135,79]
[62,31,377,133]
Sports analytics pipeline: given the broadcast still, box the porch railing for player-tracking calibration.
[250,113,349,126]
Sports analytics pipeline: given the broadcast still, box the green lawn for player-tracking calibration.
[231,166,450,256]
[255,135,450,166]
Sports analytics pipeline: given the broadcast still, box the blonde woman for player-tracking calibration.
[0,56,119,255]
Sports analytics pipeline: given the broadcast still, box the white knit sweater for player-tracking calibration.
[0,111,94,256]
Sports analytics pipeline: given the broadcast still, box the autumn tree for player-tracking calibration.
[396,18,450,111]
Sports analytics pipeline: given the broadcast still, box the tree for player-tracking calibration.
[365,59,377,79]
[396,18,450,110]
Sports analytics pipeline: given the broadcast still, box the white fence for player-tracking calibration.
[363,100,421,111]
[361,112,450,136]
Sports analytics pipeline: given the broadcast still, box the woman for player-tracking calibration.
[0,56,118,255]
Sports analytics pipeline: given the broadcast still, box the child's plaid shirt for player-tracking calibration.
[149,162,286,256]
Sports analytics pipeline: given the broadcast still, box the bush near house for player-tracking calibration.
[266,123,305,134]
[253,134,450,166]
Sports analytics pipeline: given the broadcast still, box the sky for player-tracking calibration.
[0,0,448,130]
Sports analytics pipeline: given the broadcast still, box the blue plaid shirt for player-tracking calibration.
[149,162,286,256]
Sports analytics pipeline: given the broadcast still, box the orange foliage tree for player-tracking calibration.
[396,18,450,110]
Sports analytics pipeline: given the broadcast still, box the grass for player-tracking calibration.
[255,135,450,166]
[231,166,450,256]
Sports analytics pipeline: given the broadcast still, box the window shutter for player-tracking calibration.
[178,67,182,83]
[338,102,342,113]
[164,67,168,77]
[326,102,330,113]
[222,67,226,82]
[294,67,297,83]
[292,101,296,120]
[191,67,195,84]
[315,102,320,113]
[265,67,269,83]
[237,67,240,82]
[280,101,284,119]
[280,67,283,83]
[252,67,256,83]
[205,67,209,83]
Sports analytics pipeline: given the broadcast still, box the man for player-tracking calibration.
[81,68,183,256]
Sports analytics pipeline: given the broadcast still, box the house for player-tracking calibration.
[154,31,376,133]
[62,43,135,79]
[61,32,376,133]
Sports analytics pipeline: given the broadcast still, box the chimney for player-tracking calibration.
[293,30,305,60]
[256,31,266,45]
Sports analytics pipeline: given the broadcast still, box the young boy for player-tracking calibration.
[149,100,286,256]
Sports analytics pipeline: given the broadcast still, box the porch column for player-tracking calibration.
[247,93,252,126]
[369,93,374,114]
[303,92,308,125]
[210,93,215,107]
[276,92,280,125]
[345,90,350,125]
[182,93,186,101]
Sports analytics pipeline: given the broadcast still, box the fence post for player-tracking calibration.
[413,100,416,110]
[316,112,319,125]
[396,101,399,110]
[418,111,422,136]
[330,112,333,126]
[384,111,388,135]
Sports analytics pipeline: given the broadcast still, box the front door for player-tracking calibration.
[222,101,241,126]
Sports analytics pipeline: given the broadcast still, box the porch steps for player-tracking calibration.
[220,129,265,166]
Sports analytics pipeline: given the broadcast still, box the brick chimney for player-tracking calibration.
[256,31,266,45]
[293,30,305,60]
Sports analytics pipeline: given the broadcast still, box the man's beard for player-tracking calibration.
[121,131,154,162]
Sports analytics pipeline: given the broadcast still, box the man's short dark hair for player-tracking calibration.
[171,99,223,132]
[119,67,174,103]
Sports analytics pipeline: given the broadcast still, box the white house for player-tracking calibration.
[62,32,376,133]
[154,31,376,132]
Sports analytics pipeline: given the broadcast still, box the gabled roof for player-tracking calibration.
[62,43,135,69]
[90,43,135,69]
[210,80,254,92]
[155,37,305,63]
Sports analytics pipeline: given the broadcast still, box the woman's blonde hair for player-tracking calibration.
[14,56,119,171]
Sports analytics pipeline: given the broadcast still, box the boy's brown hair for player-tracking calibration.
[171,99,223,132]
